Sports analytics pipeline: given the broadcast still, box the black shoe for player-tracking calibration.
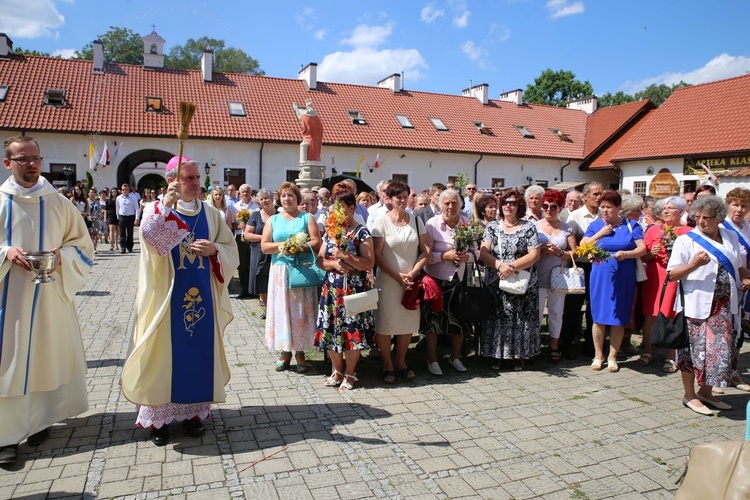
[127,249,133,253]
[0,445,18,465]
[259,312,266,320]
[27,427,50,447]
[561,348,577,360]
[237,292,252,300]
[151,425,169,446]
[184,419,204,437]
[120,250,126,254]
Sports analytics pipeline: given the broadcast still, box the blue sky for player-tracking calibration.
[2,0,749,97]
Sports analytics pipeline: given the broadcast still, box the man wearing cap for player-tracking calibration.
[0,136,94,464]
[121,156,238,446]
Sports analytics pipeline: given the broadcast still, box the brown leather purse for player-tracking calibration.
[675,441,750,499]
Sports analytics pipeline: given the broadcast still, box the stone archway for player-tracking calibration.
[116,148,173,187]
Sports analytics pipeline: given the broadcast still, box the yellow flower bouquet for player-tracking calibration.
[575,241,611,264]
[279,231,309,255]
[236,209,251,224]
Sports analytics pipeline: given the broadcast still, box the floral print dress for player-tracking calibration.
[314,225,374,352]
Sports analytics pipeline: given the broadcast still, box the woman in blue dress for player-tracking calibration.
[314,191,375,391]
[582,190,646,372]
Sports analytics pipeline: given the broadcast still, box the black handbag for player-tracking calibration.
[651,273,689,349]
[454,260,493,323]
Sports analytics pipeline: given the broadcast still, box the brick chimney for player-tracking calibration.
[499,89,523,105]
[299,63,317,90]
[201,48,213,82]
[462,83,489,105]
[92,39,104,73]
[567,96,598,114]
[377,73,401,93]
[0,33,13,59]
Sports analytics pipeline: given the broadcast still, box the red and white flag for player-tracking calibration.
[99,141,110,167]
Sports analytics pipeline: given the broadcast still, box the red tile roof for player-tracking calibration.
[612,74,750,161]
[0,55,602,160]
[583,100,655,158]
[583,108,657,170]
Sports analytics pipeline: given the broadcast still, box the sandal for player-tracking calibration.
[663,359,678,373]
[549,350,561,364]
[636,352,653,366]
[274,352,292,372]
[383,370,396,384]
[324,369,343,387]
[607,358,620,373]
[398,368,415,380]
[295,353,310,373]
[490,359,502,371]
[339,374,358,392]
[591,358,604,371]
[514,361,524,371]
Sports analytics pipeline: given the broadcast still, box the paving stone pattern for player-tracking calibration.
[2,236,748,499]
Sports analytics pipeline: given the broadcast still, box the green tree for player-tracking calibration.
[598,91,636,108]
[166,37,264,75]
[75,26,142,64]
[634,81,691,106]
[14,46,51,57]
[524,69,594,107]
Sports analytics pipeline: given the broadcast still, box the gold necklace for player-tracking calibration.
[503,218,520,228]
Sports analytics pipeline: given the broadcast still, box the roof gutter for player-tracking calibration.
[474,153,483,183]
[559,160,571,182]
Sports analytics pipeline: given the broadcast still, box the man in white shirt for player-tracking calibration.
[367,180,392,231]
[406,188,417,214]
[463,183,477,216]
[368,180,389,214]
[559,190,582,223]
[116,183,141,253]
[230,184,259,299]
[561,182,603,359]
[225,184,239,209]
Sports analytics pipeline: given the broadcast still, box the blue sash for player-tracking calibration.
[686,231,738,285]
[721,222,750,312]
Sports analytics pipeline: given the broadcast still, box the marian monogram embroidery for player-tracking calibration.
[182,287,206,335]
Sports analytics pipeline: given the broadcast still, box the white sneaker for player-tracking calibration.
[427,361,443,376]
[449,358,468,372]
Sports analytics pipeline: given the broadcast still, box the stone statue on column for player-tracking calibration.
[293,99,326,189]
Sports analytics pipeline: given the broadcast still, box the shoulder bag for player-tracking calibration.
[550,251,585,294]
[455,259,493,322]
[287,242,326,289]
[650,272,689,349]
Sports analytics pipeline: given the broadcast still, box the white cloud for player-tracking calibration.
[621,53,750,94]
[341,23,393,49]
[294,7,315,31]
[489,23,511,42]
[318,47,428,86]
[448,0,471,28]
[313,29,326,41]
[0,0,65,38]
[460,40,491,69]
[420,2,445,24]
[52,48,76,59]
[546,0,584,19]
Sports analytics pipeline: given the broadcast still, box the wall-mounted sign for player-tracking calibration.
[684,155,750,175]
[649,168,679,198]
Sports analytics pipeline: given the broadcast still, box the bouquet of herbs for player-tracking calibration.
[661,225,677,255]
[576,241,611,264]
[453,220,485,253]
[325,202,347,247]
[279,231,309,255]
[236,209,251,224]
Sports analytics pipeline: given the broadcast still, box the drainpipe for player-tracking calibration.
[559,160,571,182]
[474,153,483,184]
[258,141,264,188]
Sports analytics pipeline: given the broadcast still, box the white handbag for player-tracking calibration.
[498,269,531,295]
[342,275,379,316]
[625,221,648,282]
[550,252,585,294]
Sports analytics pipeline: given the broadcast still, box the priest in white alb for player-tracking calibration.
[0,136,94,464]
[120,156,238,446]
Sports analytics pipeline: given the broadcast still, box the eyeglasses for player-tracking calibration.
[9,156,43,165]
[541,204,559,211]
[502,200,519,207]
[694,215,714,221]
[466,187,477,191]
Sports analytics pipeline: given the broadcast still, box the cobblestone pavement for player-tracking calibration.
[2,236,749,499]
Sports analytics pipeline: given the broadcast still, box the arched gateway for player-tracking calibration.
[116,149,173,188]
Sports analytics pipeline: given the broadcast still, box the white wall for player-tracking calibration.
[620,158,703,196]
[0,131,607,193]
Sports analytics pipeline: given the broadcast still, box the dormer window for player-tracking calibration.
[514,124,534,138]
[228,101,246,117]
[473,121,492,135]
[549,127,571,141]
[44,88,66,107]
[348,110,367,126]
[145,96,163,113]
[430,117,448,131]
[0,85,8,102]
[395,114,413,128]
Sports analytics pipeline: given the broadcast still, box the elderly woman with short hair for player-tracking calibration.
[667,196,750,415]
[475,194,497,227]
[638,196,690,371]
[524,185,545,222]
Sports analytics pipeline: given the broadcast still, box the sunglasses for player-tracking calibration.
[502,200,518,207]
[542,204,559,210]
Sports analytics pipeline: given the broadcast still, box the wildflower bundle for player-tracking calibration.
[236,209,251,224]
[279,231,309,255]
[575,241,611,264]
[325,202,347,246]
[453,220,485,253]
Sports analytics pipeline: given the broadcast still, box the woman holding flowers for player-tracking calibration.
[244,188,276,318]
[372,181,430,384]
[581,190,646,372]
[479,189,541,371]
[313,192,375,391]
[422,189,480,375]
[638,196,689,371]
[535,190,576,363]
[261,182,321,372]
